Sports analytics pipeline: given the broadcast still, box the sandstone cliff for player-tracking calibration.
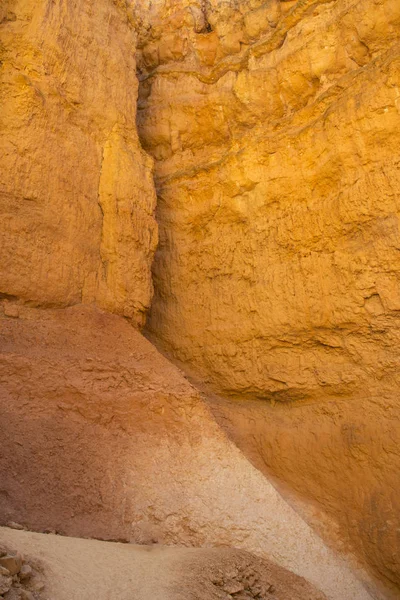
[134,0,400,594]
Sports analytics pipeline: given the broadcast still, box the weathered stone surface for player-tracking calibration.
[0,555,22,576]
[1,0,399,598]
[19,590,35,600]
[138,0,400,402]
[18,565,32,582]
[3,589,23,600]
[0,0,157,327]
[134,0,400,593]
[0,304,370,600]
[0,549,38,600]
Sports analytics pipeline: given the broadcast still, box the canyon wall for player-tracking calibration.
[0,0,399,598]
[0,0,157,326]
[135,0,400,594]
[0,3,372,599]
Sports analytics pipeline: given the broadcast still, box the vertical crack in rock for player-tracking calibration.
[97,143,108,283]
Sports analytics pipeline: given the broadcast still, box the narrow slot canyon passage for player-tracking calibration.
[0,1,399,599]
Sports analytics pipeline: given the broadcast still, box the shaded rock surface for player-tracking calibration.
[0,304,371,600]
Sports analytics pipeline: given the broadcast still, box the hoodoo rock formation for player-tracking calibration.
[0,0,399,599]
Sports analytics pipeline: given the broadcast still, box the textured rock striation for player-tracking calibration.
[0,0,157,326]
[138,0,400,406]
[135,0,400,594]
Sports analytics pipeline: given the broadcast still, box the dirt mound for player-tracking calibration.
[168,547,328,600]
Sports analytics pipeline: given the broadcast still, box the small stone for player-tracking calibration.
[0,566,11,576]
[3,303,19,318]
[0,555,22,576]
[6,523,25,531]
[31,579,44,592]
[20,590,35,600]
[19,565,32,581]
[3,588,23,599]
[223,582,244,594]
[225,569,239,579]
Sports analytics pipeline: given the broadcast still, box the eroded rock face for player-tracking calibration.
[0,0,157,326]
[134,0,400,593]
[138,0,400,403]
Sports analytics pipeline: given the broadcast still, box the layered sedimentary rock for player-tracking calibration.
[135,0,400,593]
[0,0,157,326]
[0,304,370,600]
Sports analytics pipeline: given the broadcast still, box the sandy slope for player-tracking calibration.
[0,526,331,600]
[0,305,372,600]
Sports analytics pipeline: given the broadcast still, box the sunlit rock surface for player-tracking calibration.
[135,0,400,594]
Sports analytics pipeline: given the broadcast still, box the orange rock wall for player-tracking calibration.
[135,0,400,593]
[0,0,157,326]
[139,0,400,401]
